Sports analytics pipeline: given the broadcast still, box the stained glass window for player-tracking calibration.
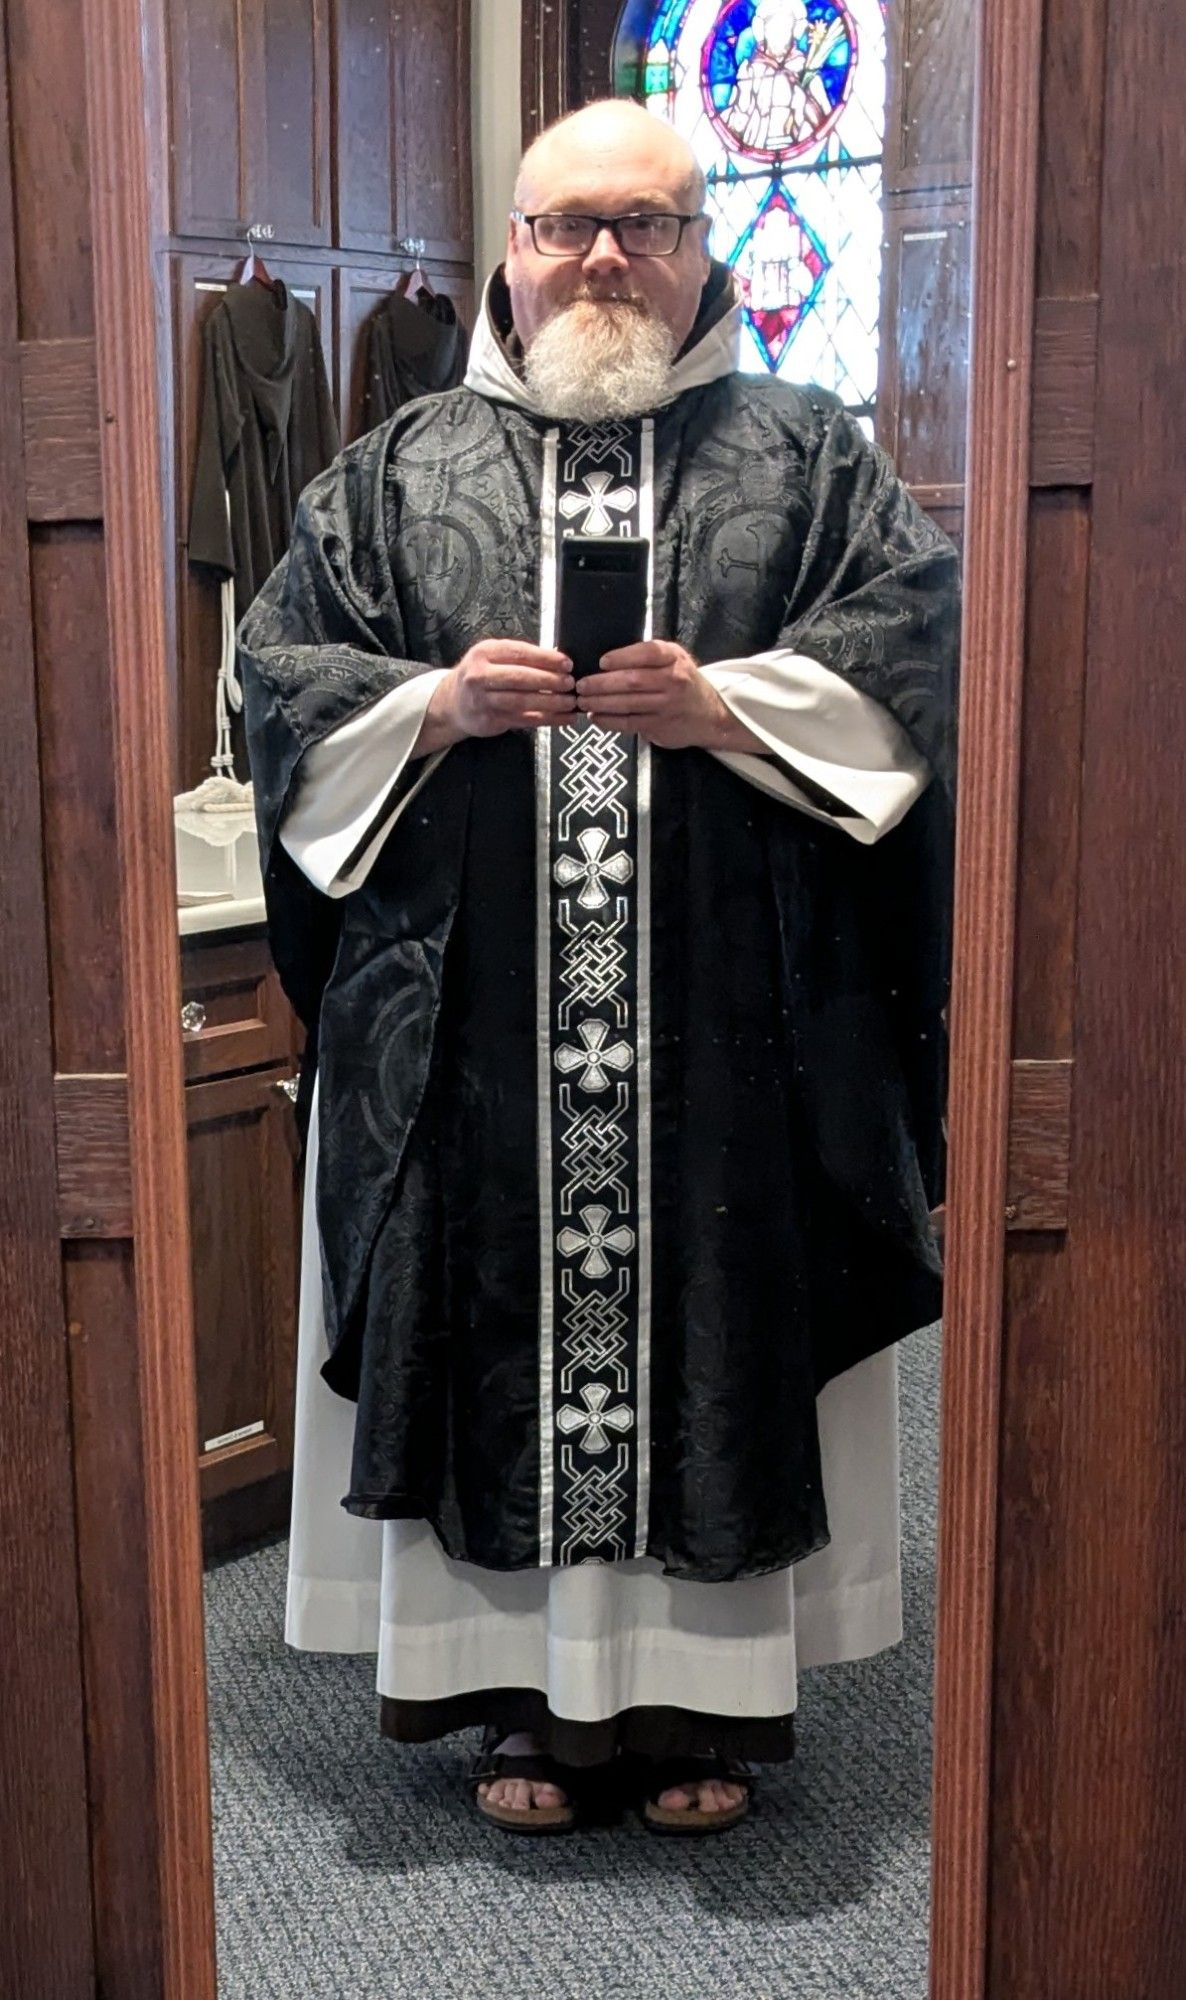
[614,1,890,426]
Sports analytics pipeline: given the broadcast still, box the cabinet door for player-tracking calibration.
[883,0,975,195]
[876,196,972,540]
[186,1063,301,1507]
[167,0,331,245]
[335,0,473,263]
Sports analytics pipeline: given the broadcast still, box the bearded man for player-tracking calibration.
[239,98,958,1836]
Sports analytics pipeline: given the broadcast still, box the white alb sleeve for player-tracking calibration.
[279,669,451,897]
[700,648,932,845]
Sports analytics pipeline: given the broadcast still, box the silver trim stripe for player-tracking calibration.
[633,416,655,1558]
[535,426,560,1563]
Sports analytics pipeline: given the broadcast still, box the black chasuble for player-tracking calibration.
[238,261,960,1584]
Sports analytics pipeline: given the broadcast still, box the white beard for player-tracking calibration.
[522,297,677,422]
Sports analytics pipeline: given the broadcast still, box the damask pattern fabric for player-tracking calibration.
[238,259,959,1583]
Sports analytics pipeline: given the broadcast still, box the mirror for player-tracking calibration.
[160,0,971,1987]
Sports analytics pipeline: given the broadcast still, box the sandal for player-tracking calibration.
[631,1750,756,1835]
[467,1725,579,1834]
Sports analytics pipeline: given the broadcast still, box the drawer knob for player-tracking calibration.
[180,1001,207,1035]
[272,1075,300,1104]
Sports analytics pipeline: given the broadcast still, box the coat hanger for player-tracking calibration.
[397,237,434,302]
[236,221,278,290]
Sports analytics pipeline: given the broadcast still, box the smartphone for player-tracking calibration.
[556,535,650,681]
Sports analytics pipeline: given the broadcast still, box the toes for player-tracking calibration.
[656,1777,745,1814]
[482,1774,569,1812]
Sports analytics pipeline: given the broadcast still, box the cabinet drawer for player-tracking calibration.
[179,933,296,1081]
[186,1062,300,1505]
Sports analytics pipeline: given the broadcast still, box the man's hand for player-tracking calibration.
[414,639,576,754]
[575,640,765,752]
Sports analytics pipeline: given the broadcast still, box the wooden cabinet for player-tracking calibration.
[335,0,473,262]
[157,0,476,789]
[167,0,333,245]
[883,0,976,194]
[165,0,472,262]
[181,928,303,1554]
[877,195,972,548]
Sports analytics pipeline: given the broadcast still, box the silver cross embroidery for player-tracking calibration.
[556,1382,634,1455]
[555,1020,634,1093]
[554,827,633,910]
[558,472,635,537]
[557,1202,636,1279]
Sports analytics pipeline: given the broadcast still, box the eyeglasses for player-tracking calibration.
[510,210,704,258]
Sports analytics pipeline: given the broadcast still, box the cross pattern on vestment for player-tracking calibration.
[555,1382,635,1455]
[557,1202,637,1279]
[554,826,633,910]
[554,1019,634,1094]
[558,472,635,538]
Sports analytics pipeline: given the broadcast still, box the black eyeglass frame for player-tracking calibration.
[509,209,706,258]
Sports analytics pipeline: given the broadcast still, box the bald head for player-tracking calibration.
[514,99,707,217]
[505,98,713,367]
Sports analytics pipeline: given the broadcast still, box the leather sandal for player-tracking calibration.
[632,1750,756,1834]
[467,1724,579,1834]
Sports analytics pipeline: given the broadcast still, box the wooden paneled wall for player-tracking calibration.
[1,0,215,1989]
[987,0,1186,1989]
[156,0,474,790]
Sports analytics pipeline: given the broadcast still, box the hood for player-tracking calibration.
[373,286,466,392]
[223,279,303,477]
[463,258,742,415]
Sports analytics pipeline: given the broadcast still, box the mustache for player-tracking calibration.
[563,287,653,312]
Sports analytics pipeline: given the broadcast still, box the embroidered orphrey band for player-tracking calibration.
[536,419,654,1565]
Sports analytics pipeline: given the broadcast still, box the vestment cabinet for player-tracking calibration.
[155,0,476,790]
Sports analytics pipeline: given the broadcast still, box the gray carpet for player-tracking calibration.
[204,1321,940,1999]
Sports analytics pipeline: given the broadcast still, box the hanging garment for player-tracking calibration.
[357,286,470,435]
[188,278,340,619]
[238,259,959,1585]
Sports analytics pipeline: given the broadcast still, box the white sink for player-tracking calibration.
[175,791,266,935]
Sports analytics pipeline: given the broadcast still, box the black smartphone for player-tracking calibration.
[557,535,650,681]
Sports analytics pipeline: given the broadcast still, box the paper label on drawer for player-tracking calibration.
[203,1418,266,1454]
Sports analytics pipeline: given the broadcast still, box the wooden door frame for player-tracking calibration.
[79,2,1041,1996]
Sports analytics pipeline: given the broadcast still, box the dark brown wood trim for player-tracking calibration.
[1006,1058,1073,1230]
[54,1074,134,1238]
[911,481,967,514]
[929,0,1045,1990]
[80,0,217,1992]
[0,22,96,1995]
[520,0,575,143]
[1030,295,1099,486]
[19,338,104,521]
